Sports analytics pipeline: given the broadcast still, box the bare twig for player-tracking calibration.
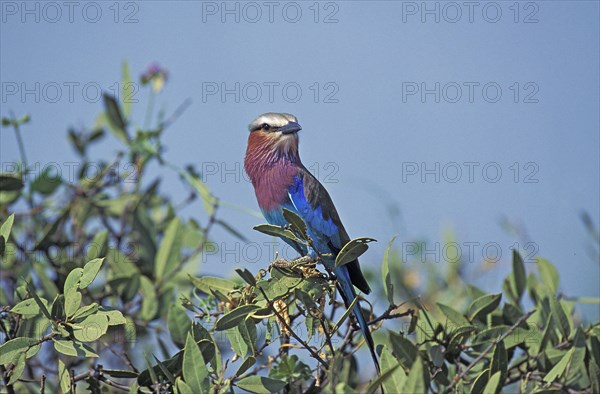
[73,367,131,392]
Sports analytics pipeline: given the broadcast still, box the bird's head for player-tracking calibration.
[248,112,301,136]
[246,112,302,161]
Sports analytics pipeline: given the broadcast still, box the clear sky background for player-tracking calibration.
[1,1,599,320]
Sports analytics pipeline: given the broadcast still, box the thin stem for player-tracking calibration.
[143,91,155,130]
[9,111,33,208]
[443,310,536,394]
[257,286,329,369]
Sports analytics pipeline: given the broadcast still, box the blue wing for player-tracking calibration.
[287,174,341,265]
[285,169,380,373]
[287,168,371,294]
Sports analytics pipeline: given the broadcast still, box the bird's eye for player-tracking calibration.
[262,123,271,130]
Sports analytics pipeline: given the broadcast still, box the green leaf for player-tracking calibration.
[468,293,501,322]
[0,175,24,192]
[335,237,377,268]
[25,281,52,320]
[31,166,62,195]
[142,354,159,386]
[98,308,126,326]
[0,214,15,252]
[236,268,257,286]
[380,347,406,393]
[235,356,256,377]
[382,235,398,305]
[238,318,257,356]
[168,303,192,347]
[437,302,471,327]
[590,333,600,367]
[566,327,588,388]
[550,297,571,339]
[282,208,308,239]
[504,327,540,349]
[95,194,140,217]
[235,376,286,394]
[543,348,573,382]
[103,94,129,143]
[138,351,183,387]
[471,326,510,348]
[216,305,261,331]
[153,354,176,384]
[512,250,527,302]
[80,258,104,288]
[365,363,401,394]
[122,61,133,117]
[19,114,31,124]
[537,258,559,295]
[330,296,359,337]
[72,302,100,320]
[489,340,507,392]
[72,314,109,342]
[483,371,501,394]
[192,322,212,342]
[7,353,26,385]
[155,217,182,281]
[10,297,49,317]
[401,357,425,394]
[183,333,209,394]
[389,331,418,370]
[253,224,306,245]
[197,339,216,365]
[190,275,236,295]
[0,186,22,207]
[470,368,489,394]
[18,317,48,359]
[63,268,84,294]
[502,302,523,325]
[448,325,476,353]
[64,290,82,319]
[255,273,303,302]
[175,377,194,394]
[429,345,444,368]
[589,359,600,394]
[58,358,71,393]
[139,275,158,321]
[0,337,35,366]
[227,327,249,358]
[86,230,108,261]
[52,339,98,357]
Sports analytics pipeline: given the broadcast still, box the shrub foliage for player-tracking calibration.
[1,65,598,393]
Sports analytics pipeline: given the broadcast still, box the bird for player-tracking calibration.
[244,112,380,373]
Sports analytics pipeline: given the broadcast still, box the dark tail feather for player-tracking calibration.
[334,266,380,374]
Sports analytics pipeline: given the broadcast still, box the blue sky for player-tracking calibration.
[1,1,599,320]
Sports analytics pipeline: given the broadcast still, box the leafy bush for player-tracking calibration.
[1,65,598,393]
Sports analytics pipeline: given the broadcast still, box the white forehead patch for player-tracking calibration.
[248,112,298,131]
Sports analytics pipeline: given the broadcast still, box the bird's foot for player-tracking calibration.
[272,255,314,269]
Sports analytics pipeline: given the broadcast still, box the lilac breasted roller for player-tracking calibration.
[244,112,380,373]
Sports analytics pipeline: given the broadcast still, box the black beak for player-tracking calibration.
[279,121,302,134]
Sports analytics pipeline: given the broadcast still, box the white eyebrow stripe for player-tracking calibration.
[249,112,298,131]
